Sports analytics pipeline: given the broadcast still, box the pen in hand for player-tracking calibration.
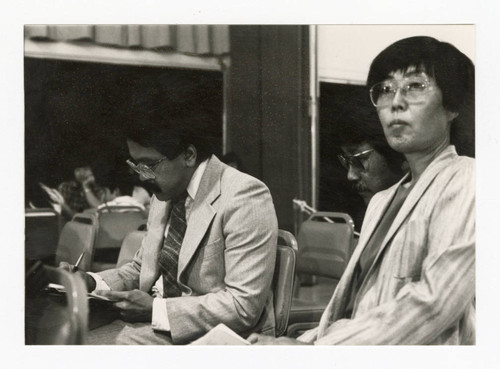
[73,251,85,272]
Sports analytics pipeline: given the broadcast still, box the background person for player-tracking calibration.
[221,151,247,173]
[97,169,151,213]
[42,165,106,220]
[250,35,475,345]
[336,93,406,207]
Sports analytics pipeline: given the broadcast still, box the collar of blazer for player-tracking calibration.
[320,145,459,324]
[177,154,223,276]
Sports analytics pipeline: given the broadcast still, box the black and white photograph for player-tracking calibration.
[3,1,500,368]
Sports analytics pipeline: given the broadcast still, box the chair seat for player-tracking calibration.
[287,276,339,337]
[289,299,326,324]
[287,300,326,338]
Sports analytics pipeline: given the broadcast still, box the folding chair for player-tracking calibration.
[287,212,355,337]
[26,265,88,344]
[116,230,146,268]
[55,213,96,272]
[91,207,147,272]
[273,230,297,337]
[25,208,61,264]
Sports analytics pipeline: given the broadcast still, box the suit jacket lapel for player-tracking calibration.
[177,156,222,277]
[367,146,458,271]
[139,196,171,291]
[321,184,400,326]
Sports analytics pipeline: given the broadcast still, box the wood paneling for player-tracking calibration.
[227,26,310,232]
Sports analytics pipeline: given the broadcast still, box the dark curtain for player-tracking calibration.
[25,57,223,207]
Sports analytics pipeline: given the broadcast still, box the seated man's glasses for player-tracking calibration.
[369,73,435,107]
[126,157,167,180]
[337,149,374,172]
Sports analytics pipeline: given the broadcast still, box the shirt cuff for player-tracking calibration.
[87,272,111,292]
[152,298,171,331]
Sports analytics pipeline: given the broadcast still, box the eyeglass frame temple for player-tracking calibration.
[126,159,156,179]
[338,149,374,170]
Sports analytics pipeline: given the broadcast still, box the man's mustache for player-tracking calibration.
[352,183,368,194]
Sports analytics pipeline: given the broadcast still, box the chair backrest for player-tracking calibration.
[97,205,145,214]
[32,265,88,344]
[272,230,297,337]
[116,230,146,268]
[278,228,299,252]
[296,212,355,280]
[25,208,61,263]
[55,213,97,271]
[94,209,146,250]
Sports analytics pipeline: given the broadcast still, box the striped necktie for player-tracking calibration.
[159,192,188,298]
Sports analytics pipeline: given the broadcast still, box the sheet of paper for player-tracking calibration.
[190,323,250,345]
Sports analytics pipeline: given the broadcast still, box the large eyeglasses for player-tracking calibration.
[337,149,374,172]
[126,157,167,180]
[369,74,435,107]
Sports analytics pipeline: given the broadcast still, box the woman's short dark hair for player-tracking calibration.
[367,36,475,157]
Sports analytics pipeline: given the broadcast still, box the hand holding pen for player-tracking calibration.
[58,251,96,291]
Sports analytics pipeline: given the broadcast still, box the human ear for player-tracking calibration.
[184,145,198,167]
[446,110,459,123]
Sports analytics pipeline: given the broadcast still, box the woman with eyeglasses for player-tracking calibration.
[250,36,475,345]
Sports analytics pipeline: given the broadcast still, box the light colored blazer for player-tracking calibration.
[99,155,278,344]
[299,146,475,345]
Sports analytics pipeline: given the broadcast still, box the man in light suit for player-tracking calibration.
[75,78,278,345]
[250,36,475,345]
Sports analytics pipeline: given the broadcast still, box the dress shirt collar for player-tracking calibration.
[186,159,208,201]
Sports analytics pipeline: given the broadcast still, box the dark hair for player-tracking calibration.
[125,107,215,163]
[367,36,475,156]
[333,91,405,173]
[122,72,220,163]
[221,151,246,172]
[92,162,135,196]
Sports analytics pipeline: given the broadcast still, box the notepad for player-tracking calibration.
[46,283,117,302]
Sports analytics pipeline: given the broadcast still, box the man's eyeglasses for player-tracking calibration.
[337,149,374,172]
[369,74,435,107]
[126,157,167,180]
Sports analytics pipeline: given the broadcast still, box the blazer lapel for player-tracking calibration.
[321,184,400,325]
[365,146,459,280]
[357,183,401,250]
[139,196,171,291]
[177,156,222,277]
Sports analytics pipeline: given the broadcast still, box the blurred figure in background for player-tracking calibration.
[336,93,406,207]
[221,151,246,173]
[97,170,151,213]
[41,165,106,220]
